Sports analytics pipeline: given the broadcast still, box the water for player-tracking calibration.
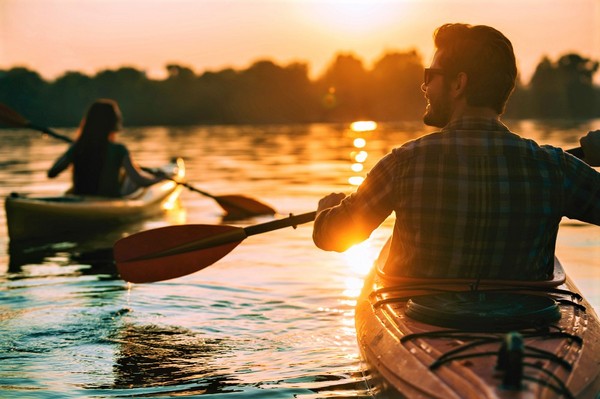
[1,120,599,399]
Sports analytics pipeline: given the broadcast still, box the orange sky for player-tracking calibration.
[1,0,599,84]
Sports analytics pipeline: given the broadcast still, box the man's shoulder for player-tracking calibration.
[391,131,448,155]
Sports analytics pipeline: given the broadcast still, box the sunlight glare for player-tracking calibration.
[353,151,368,163]
[162,190,182,211]
[342,276,364,299]
[306,2,398,36]
[342,240,379,276]
[341,241,378,297]
[353,137,367,148]
[351,163,364,172]
[348,176,364,186]
[350,121,377,132]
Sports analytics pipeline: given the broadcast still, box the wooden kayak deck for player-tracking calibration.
[356,245,600,398]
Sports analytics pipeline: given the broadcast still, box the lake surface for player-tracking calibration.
[1,120,599,399]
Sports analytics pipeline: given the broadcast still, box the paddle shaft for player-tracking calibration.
[140,167,275,215]
[244,211,316,236]
[27,123,73,143]
[121,211,317,262]
[180,182,216,198]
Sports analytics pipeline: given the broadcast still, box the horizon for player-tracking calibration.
[1,0,599,83]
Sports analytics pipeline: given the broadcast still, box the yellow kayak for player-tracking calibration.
[4,158,185,242]
[356,239,600,398]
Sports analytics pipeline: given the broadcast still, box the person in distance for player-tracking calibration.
[48,99,165,197]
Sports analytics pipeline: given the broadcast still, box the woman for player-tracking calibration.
[48,99,164,197]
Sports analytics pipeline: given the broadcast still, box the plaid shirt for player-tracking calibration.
[313,117,600,280]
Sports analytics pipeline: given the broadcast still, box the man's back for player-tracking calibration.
[385,117,589,280]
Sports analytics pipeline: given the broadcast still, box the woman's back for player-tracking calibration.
[73,142,128,197]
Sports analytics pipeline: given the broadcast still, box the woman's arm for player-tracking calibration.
[122,153,165,187]
[47,146,74,178]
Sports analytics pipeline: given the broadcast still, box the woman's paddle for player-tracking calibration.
[0,102,276,217]
[0,102,73,143]
[114,211,316,283]
[141,166,276,218]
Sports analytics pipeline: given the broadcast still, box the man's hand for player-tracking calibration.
[580,130,600,167]
[317,192,347,213]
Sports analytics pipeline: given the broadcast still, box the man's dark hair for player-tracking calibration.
[434,23,517,114]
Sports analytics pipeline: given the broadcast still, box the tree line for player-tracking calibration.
[0,50,598,127]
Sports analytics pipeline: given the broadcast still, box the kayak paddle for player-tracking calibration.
[0,102,73,143]
[0,102,276,217]
[178,187,276,218]
[140,166,275,218]
[114,211,316,283]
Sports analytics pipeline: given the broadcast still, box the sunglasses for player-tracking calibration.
[423,68,446,85]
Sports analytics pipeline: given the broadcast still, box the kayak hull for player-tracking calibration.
[356,241,600,398]
[5,158,185,242]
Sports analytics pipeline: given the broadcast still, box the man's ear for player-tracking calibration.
[450,72,468,98]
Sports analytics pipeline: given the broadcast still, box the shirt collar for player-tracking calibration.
[441,117,510,133]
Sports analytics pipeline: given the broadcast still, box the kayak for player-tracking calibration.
[4,158,185,242]
[355,239,600,398]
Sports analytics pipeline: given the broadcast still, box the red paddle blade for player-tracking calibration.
[114,224,246,283]
[215,195,276,218]
[0,103,29,127]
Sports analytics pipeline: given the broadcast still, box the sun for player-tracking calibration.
[303,0,403,36]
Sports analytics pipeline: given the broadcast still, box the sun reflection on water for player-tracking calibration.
[350,163,364,172]
[347,121,376,187]
[341,240,379,300]
[348,176,365,186]
[353,137,366,148]
[350,121,377,133]
[352,150,368,163]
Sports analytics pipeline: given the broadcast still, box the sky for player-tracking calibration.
[1,0,599,84]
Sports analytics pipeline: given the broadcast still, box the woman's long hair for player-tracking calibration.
[72,99,122,195]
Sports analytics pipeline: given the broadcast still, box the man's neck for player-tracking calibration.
[450,101,499,122]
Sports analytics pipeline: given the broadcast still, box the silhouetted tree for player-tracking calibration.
[92,67,150,125]
[529,57,568,118]
[529,54,599,119]
[0,51,598,126]
[317,53,370,121]
[369,50,425,121]
[0,67,48,125]
[230,60,317,123]
[46,71,95,126]
[155,64,200,125]
[558,53,598,118]
[196,68,239,123]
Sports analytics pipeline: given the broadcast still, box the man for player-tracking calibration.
[312,23,600,280]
